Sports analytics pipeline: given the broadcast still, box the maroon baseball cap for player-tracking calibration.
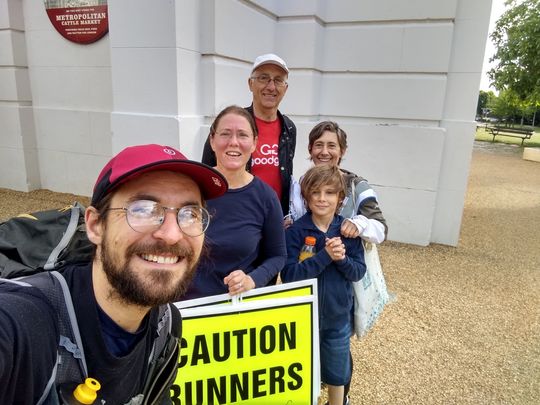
[91,144,228,205]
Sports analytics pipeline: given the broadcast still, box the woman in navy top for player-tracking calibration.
[182,105,286,300]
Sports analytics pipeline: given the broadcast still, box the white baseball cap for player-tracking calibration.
[251,53,289,74]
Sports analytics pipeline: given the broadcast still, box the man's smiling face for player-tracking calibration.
[97,170,204,306]
[249,64,288,113]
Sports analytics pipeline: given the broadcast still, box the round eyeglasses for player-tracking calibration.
[107,200,210,237]
[250,74,288,88]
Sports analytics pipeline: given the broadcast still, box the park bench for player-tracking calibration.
[485,125,534,146]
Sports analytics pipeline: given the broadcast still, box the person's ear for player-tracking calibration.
[250,136,258,154]
[85,206,104,246]
[209,134,216,152]
[338,148,347,164]
[248,77,254,93]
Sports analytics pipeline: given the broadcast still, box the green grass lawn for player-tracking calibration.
[475,125,540,148]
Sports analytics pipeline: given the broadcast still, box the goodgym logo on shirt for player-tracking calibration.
[252,143,279,166]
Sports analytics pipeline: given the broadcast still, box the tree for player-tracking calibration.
[488,0,540,105]
[489,89,539,126]
[476,90,496,118]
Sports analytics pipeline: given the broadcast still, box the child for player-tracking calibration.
[281,164,366,405]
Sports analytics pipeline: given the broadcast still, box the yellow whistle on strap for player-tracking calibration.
[73,378,101,404]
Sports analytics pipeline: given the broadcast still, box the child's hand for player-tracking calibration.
[283,214,293,229]
[325,236,346,261]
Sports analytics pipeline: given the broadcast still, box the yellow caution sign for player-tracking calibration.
[172,280,319,404]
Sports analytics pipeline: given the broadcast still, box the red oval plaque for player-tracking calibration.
[45,1,108,45]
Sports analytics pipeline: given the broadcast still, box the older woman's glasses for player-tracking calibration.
[107,200,210,237]
[251,74,287,88]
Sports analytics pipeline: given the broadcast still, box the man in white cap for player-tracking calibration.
[202,53,297,216]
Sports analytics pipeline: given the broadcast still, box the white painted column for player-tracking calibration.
[0,0,39,191]
[107,0,205,160]
[433,0,492,245]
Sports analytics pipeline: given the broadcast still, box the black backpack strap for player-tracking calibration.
[36,359,60,405]
[23,272,88,388]
[50,271,89,376]
[2,272,88,404]
[142,303,182,404]
[44,203,85,270]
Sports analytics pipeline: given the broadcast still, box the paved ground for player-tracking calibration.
[1,141,539,404]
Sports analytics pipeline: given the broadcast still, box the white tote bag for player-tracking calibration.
[342,178,390,338]
[352,241,390,338]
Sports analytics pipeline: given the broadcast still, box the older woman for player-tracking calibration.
[182,105,286,300]
[289,121,387,243]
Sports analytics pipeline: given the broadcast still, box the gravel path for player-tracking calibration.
[1,141,539,404]
[349,142,540,404]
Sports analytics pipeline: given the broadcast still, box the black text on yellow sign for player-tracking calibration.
[171,302,315,404]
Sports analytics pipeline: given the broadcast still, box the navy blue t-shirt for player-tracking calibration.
[183,176,286,300]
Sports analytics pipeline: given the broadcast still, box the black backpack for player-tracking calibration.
[0,204,181,404]
[0,202,93,278]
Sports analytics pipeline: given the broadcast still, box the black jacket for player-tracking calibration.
[201,105,297,215]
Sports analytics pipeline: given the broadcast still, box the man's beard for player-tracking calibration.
[100,236,199,307]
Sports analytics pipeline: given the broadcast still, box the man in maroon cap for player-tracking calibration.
[0,144,227,404]
[202,53,297,216]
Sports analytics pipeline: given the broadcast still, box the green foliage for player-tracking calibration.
[488,0,540,104]
[477,90,497,116]
[490,89,522,121]
[477,89,540,126]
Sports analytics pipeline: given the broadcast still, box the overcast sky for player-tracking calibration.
[479,0,508,91]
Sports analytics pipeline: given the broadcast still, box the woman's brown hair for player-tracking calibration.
[209,105,258,139]
[307,121,348,162]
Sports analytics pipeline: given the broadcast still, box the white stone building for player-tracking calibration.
[0,0,494,246]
